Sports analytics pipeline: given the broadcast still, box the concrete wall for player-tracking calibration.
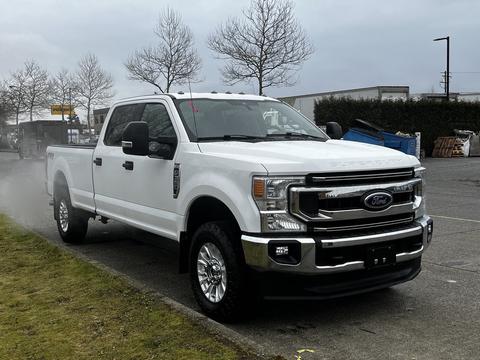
[291,90,379,121]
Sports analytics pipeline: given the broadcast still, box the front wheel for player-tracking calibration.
[54,187,88,244]
[190,221,250,322]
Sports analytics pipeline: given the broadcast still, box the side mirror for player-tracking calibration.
[122,121,149,156]
[326,122,343,140]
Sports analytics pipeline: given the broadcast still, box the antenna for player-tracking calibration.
[187,77,199,139]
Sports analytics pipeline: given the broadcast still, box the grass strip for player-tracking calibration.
[0,214,263,360]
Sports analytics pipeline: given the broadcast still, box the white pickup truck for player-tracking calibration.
[46,93,433,321]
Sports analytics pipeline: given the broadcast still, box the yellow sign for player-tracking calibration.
[51,105,76,116]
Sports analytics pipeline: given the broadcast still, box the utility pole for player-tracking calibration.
[440,71,447,92]
[69,87,73,143]
[433,36,450,101]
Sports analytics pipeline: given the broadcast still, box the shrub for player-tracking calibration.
[314,97,480,155]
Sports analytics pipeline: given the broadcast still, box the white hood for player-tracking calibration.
[198,139,419,175]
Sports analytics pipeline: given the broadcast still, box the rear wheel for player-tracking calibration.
[190,221,249,322]
[54,186,88,243]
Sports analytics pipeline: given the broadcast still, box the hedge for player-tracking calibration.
[314,98,480,155]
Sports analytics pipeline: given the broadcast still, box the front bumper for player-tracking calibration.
[241,215,433,275]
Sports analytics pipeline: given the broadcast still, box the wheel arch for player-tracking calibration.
[179,195,241,273]
[53,170,69,192]
[53,171,69,220]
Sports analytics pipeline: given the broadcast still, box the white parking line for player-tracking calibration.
[430,215,480,224]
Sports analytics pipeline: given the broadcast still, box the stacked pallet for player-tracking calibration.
[432,137,465,158]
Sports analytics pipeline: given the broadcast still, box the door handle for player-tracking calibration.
[122,161,134,171]
[93,157,102,166]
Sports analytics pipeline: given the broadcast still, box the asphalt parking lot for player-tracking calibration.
[0,151,479,359]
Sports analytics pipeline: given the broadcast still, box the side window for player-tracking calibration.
[141,103,176,139]
[104,104,143,146]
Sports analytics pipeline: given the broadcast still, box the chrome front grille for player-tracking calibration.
[289,168,421,233]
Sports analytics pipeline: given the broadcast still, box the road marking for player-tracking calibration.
[430,215,480,224]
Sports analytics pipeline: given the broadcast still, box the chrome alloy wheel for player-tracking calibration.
[197,242,227,303]
[59,200,69,232]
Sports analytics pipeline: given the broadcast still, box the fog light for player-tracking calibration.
[268,241,301,265]
[275,246,289,256]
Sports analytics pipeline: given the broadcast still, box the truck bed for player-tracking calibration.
[46,145,96,213]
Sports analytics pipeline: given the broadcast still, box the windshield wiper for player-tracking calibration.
[266,132,326,141]
[197,134,267,142]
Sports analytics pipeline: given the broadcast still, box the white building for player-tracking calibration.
[278,86,410,121]
[458,92,480,102]
[410,92,480,102]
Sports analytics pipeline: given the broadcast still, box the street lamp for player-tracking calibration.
[433,36,450,101]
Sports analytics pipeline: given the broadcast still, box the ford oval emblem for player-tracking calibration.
[363,191,393,211]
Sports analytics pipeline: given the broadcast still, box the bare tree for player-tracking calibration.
[75,53,114,133]
[0,83,13,128]
[5,68,28,131]
[50,68,78,121]
[125,7,201,93]
[22,60,50,121]
[208,0,314,95]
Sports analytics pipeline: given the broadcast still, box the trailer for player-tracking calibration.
[18,121,68,159]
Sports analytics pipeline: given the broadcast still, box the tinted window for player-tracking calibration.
[141,103,176,138]
[104,104,143,146]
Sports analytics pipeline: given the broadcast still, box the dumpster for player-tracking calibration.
[343,119,417,156]
[343,128,384,146]
[381,131,416,156]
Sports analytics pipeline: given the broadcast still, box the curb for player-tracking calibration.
[24,226,276,359]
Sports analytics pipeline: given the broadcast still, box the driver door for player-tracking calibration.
[94,100,179,240]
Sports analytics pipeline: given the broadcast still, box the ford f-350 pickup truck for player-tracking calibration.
[46,93,433,321]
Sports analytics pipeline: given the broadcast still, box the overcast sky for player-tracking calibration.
[1,0,479,107]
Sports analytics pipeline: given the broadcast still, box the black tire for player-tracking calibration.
[54,186,88,244]
[189,221,249,322]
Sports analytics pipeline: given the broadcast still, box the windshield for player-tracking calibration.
[175,99,328,142]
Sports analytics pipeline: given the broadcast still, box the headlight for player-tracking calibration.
[252,176,307,232]
[414,166,426,218]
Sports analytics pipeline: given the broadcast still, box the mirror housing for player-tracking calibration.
[122,121,149,156]
[122,121,177,159]
[326,122,343,140]
[148,138,177,160]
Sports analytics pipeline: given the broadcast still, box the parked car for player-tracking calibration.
[46,93,433,321]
